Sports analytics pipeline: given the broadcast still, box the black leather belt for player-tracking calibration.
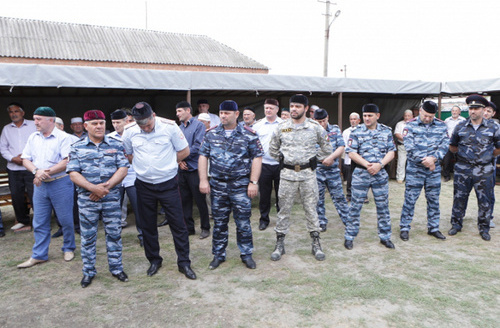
[283,163,311,172]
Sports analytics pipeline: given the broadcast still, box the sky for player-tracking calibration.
[1,0,499,82]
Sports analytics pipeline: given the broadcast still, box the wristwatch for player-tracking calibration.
[378,161,385,169]
[250,180,258,185]
[32,168,38,175]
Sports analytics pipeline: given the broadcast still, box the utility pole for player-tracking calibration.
[318,1,340,77]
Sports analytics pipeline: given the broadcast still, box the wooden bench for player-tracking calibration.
[0,171,12,207]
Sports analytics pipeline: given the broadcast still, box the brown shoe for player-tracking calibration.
[17,257,47,269]
[14,226,32,233]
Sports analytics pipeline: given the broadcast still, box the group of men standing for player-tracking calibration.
[2,92,498,287]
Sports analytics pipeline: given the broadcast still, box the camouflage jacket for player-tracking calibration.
[403,117,449,165]
[346,123,396,163]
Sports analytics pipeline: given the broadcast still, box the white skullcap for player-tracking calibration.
[71,117,83,123]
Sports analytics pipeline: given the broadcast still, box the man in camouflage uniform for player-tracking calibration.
[269,94,332,261]
[449,94,500,241]
[199,100,263,270]
[399,101,448,241]
[313,108,348,232]
[67,110,129,288]
[344,103,396,250]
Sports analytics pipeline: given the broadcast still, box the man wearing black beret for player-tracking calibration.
[399,101,448,242]
[344,103,396,250]
[449,94,500,241]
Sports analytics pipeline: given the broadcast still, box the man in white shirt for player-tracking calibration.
[442,106,466,182]
[253,99,282,230]
[394,109,414,183]
[0,103,36,232]
[342,112,360,201]
[196,99,220,128]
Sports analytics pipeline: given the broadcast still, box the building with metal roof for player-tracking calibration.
[0,16,269,73]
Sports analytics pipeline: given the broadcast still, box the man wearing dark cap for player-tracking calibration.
[344,103,396,250]
[449,95,500,241]
[196,99,220,128]
[176,101,210,239]
[280,108,290,120]
[240,106,257,127]
[253,98,282,231]
[313,108,349,232]
[269,94,332,261]
[67,110,129,287]
[399,101,448,242]
[122,102,196,279]
[484,101,499,228]
[199,100,263,270]
[18,107,76,268]
[0,102,36,232]
[108,109,143,246]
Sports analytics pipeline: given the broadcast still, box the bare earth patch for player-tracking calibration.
[0,179,499,328]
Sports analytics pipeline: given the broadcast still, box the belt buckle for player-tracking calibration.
[294,164,301,172]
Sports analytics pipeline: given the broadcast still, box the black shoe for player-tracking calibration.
[443,176,451,182]
[380,239,395,249]
[112,271,129,282]
[259,221,269,231]
[428,230,446,240]
[81,275,94,288]
[448,228,461,236]
[344,239,353,250]
[208,257,225,270]
[480,231,491,241]
[138,238,144,248]
[51,228,63,238]
[147,262,162,276]
[319,224,327,232]
[400,230,409,241]
[157,219,169,227]
[178,265,197,279]
[241,255,256,269]
[199,229,210,239]
[0,231,5,238]
[75,229,81,235]
[188,230,196,236]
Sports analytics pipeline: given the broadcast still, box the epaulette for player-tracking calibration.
[124,122,137,130]
[408,117,418,122]
[434,117,444,123]
[206,125,218,132]
[243,125,257,134]
[158,117,176,125]
[380,123,392,131]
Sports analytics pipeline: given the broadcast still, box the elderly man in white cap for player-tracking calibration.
[198,113,211,131]
[70,117,87,140]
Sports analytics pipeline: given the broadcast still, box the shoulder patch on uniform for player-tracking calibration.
[243,125,257,134]
[403,128,409,136]
[348,138,353,146]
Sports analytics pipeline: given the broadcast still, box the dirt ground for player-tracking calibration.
[0,179,498,328]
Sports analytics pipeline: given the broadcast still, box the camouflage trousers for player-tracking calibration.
[210,179,253,259]
[275,176,321,234]
[345,168,391,241]
[316,167,348,226]
[400,163,441,232]
[451,164,494,233]
[78,190,123,276]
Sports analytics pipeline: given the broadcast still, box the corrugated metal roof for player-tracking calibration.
[0,16,268,70]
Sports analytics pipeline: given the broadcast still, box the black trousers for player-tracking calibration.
[178,170,210,232]
[342,163,354,199]
[7,169,33,225]
[258,163,280,224]
[442,150,456,178]
[135,177,190,266]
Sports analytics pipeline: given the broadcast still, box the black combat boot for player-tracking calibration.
[270,233,286,261]
[310,231,325,261]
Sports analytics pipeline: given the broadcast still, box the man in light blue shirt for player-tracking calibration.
[122,102,196,280]
[18,106,76,268]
